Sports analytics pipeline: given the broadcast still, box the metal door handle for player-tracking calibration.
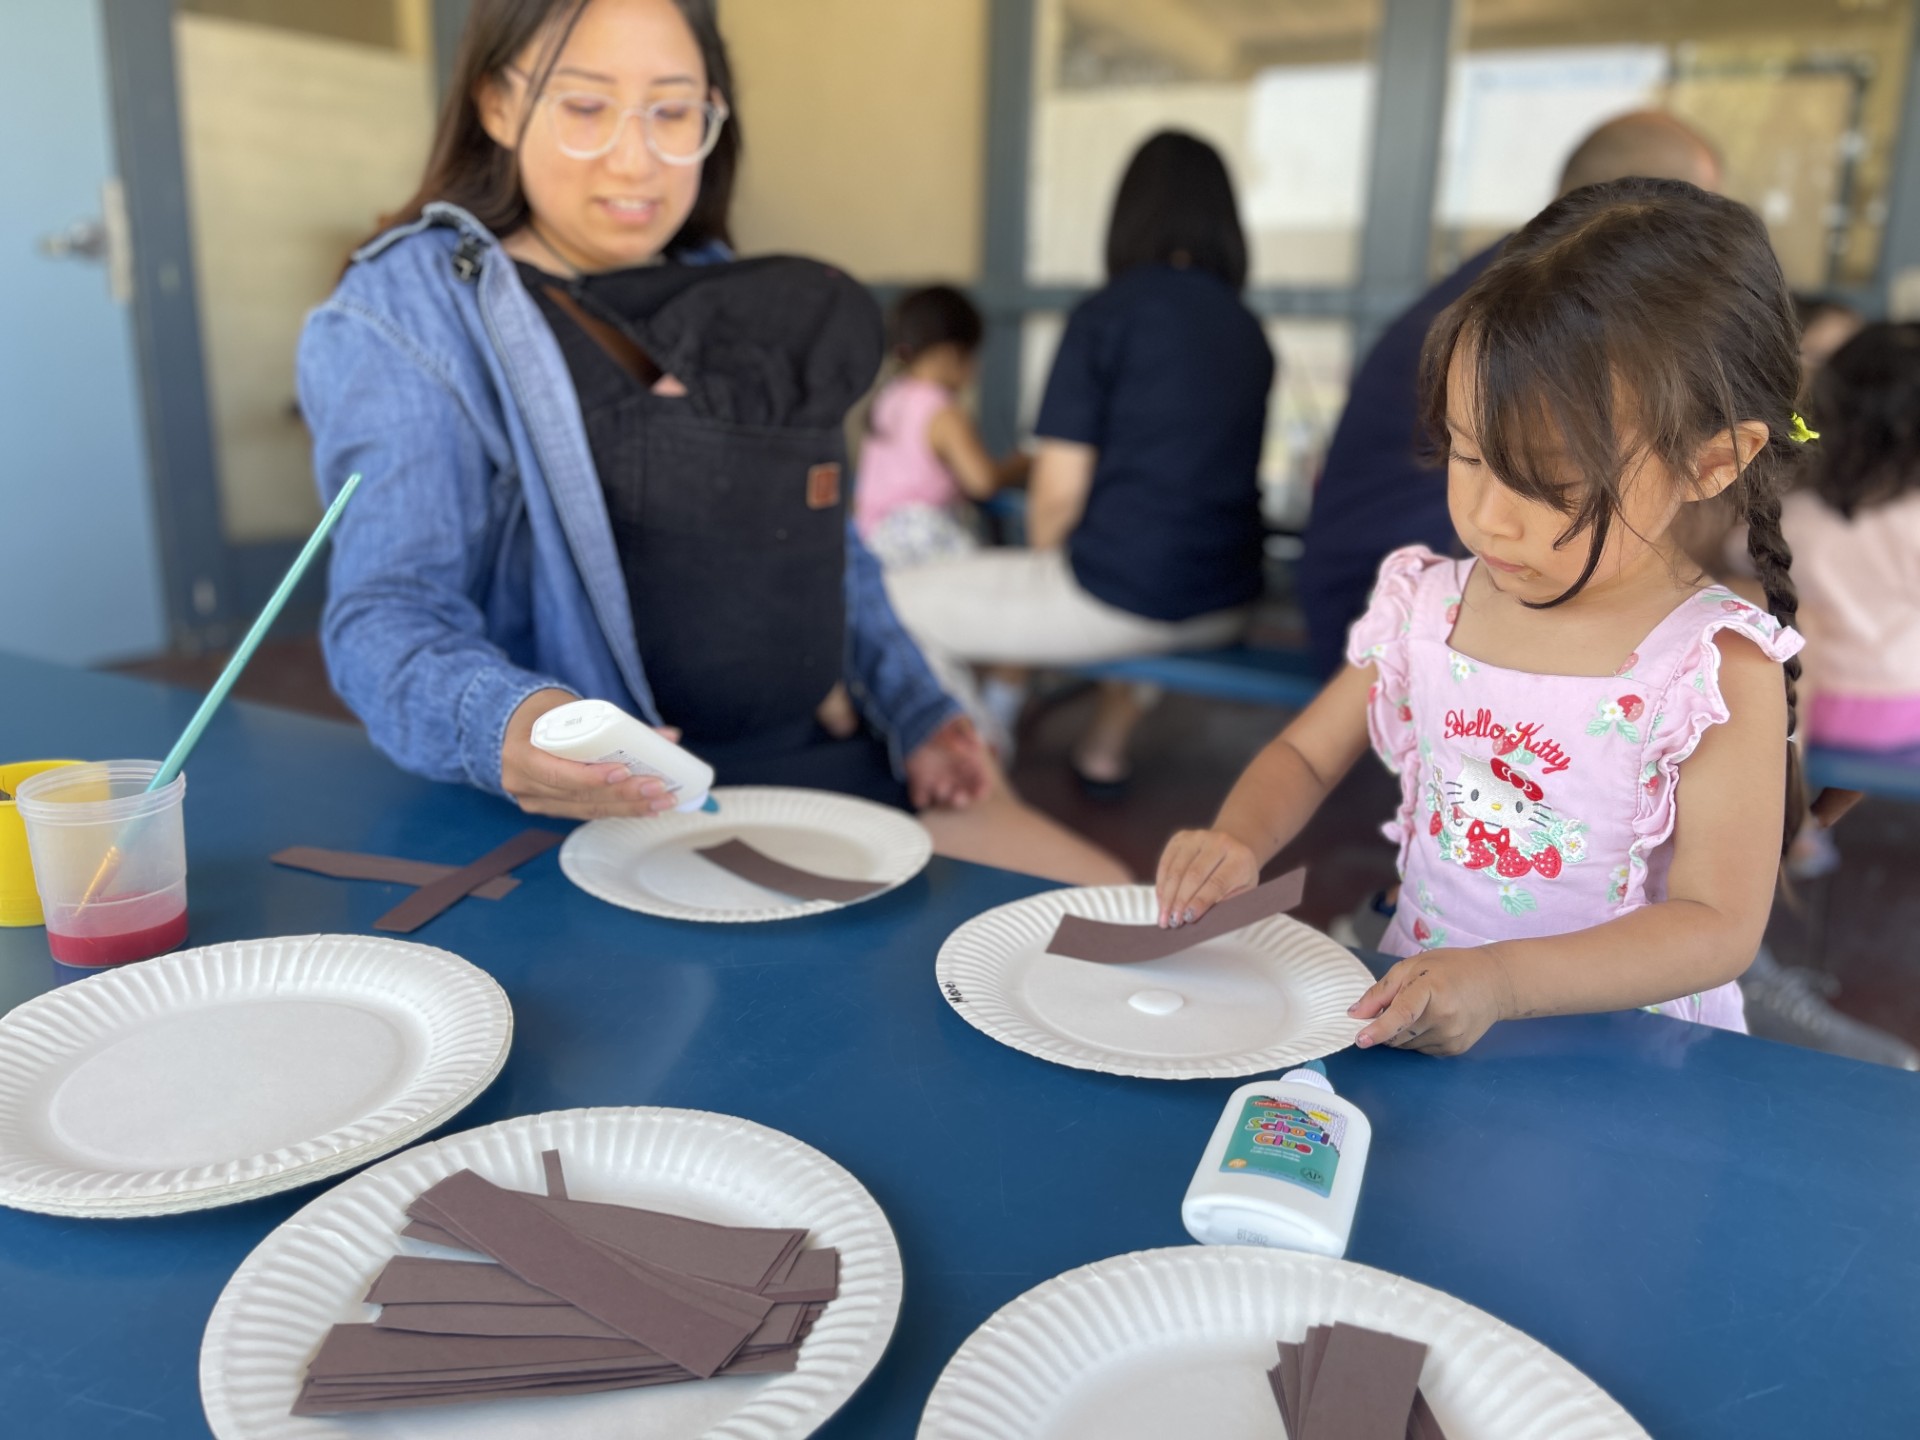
[37,220,108,261]
[33,180,133,302]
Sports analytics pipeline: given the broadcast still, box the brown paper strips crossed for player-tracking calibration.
[270,829,564,933]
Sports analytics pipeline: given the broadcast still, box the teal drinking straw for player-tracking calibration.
[75,473,363,909]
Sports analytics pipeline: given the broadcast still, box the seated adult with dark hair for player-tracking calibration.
[887,130,1274,786]
[1296,110,1721,677]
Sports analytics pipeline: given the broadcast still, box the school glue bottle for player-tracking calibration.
[530,699,718,813]
[1181,1061,1371,1258]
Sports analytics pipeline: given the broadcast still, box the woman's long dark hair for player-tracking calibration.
[1419,177,1808,853]
[1104,131,1248,291]
[1808,322,1920,519]
[372,0,739,251]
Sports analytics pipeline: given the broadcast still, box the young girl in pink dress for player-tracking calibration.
[1156,178,1810,1053]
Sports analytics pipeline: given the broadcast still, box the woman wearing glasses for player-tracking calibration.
[298,0,1125,882]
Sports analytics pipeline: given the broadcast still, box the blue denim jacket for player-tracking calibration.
[296,204,959,793]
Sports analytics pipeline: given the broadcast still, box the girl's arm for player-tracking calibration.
[926,405,1023,501]
[1354,634,1787,1052]
[1156,663,1375,925]
[1025,440,1097,549]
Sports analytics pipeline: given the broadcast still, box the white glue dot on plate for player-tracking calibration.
[1128,989,1185,1016]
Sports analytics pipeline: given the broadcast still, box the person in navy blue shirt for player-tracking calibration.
[1297,110,1723,677]
[888,131,1273,786]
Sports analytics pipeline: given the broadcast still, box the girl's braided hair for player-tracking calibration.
[1419,177,1807,853]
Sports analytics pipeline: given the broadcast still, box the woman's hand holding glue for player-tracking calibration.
[504,691,692,820]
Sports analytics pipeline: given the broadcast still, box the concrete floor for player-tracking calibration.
[110,637,1920,1050]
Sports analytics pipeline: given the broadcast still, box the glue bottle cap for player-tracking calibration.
[1280,1060,1333,1094]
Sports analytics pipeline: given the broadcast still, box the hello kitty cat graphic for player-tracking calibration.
[1430,751,1589,898]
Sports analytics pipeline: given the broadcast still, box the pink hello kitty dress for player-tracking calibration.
[1348,546,1805,1031]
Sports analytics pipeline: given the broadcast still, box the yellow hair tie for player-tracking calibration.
[1788,412,1820,444]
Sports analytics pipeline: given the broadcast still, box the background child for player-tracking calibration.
[1785,321,1920,755]
[854,285,1028,570]
[1156,178,1807,1054]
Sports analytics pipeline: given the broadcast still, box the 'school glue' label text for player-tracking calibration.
[1219,1093,1345,1199]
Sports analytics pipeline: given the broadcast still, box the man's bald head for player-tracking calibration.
[1557,110,1721,197]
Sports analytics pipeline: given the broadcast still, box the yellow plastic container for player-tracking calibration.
[0,760,83,926]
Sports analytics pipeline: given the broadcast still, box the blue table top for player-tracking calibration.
[0,652,1914,1438]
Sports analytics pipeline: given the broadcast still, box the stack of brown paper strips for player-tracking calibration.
[1268,1322,1449,1440]
[293,1152,838,1415]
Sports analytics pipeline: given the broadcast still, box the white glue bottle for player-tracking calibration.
[529,699,717,813]
[1181,1061,1372,1258]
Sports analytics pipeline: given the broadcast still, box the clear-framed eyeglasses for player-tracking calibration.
[509,68,729,165]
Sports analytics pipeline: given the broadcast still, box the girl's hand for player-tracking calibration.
[1155,829,1260,928]
[907,716,994,811]
[501,688,683,820]
[1349,947,1518,1055]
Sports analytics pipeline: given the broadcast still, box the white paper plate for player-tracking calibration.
[0,935,511,1217]
[201,1107,904,1440]
[919,1246,1648,1440]
[560,786,932,923]
[936,886,1373,1079]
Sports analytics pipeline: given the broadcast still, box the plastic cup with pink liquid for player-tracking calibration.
[14,760,189,967]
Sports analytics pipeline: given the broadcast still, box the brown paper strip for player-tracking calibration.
[1301,1325,1333,1431]
[373,830,563,933]
[389,1206,807,1295]
[760,1247,839,1302]
[1299,1322,1428,1440]
[375,1302,626,1341]
[1273,1339,1305,1438]
[1407,1389,1450,1440]
[1268,1357,1292,1436]
[541,1150,567,1201]
[368,1256,564,1308]
[373,1299,815,1346]
[695,838,885,903]
[305,1325,647,1379]
[1046,867,1307,964]
[400,1218,474,1252]
[270,847,519,900]
[293,1347,798,1415]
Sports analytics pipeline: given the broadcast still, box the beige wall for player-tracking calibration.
[725,0,986,282]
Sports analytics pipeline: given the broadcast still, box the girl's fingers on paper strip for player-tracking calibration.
[1181,855,1251,924]
[1163,832,1255,926]
[1154,832,1205,925]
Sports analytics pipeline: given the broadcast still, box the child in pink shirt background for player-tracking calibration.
[1786,321,1920,751]
[854,286,1028,570]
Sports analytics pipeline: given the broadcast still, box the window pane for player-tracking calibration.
[1264,320,1354,530]
[1029,1,1382,286]
[1018,312,1068,432]
[1434,0,1914,290]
